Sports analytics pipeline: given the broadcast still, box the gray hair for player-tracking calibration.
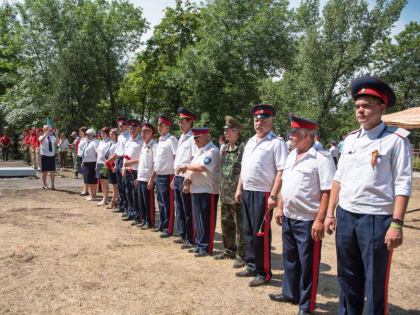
[86,128,96,136]
[299,128,316,140]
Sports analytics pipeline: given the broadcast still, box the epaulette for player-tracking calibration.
[344,128,361,139]
[384,126,410,138]
[316,148,330,158]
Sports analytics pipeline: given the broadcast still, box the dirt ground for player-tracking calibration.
[0,162,419,314]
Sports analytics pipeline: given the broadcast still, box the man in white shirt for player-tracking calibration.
[324,77,412,315]
[328,140,339,165]
[121,119,143,223]
[135,122,157,229]
[235,104,288,287]
[173,107,196,249]
[177,128,221,257]
[109,118,129,214]
[152,114,178,238]
[269,116,336,315]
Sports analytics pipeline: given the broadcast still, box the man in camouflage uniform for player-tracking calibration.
[214,116,246,268]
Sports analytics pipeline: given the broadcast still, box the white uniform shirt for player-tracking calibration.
[335,122,412,215]
[241,131,288,192]
[174,130,197,177]
[40,135,56,157]
[96,138,111,164]
[281,145,336,221]
[137,140,157,181]
[82,139,99,162]
[123,135,143,171]
[154,133,178,175]
[189,141,221,194]
[114,130,130,157]
[329,146,339,158]
[77,137,88,157]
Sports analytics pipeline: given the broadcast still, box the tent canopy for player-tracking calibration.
[382,107,420,129]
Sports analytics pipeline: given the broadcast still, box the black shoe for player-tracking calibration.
[152,227,162,232]
[160,232,171,238]
[233,257,246,269]
[140,224,150,230]
[121,212,128,217]
[139,221,146,227]
[195,251,208,257]
[112,209,124,213]
[213,252,235,260]
[297,310,313,315]
[249,276,269,287]
[122,216,134,221]
[131,220,140,226]
[188,248,199,253]
[173,238,184,244]
[268,293,298,304]
[180,242,194,249]
[235,269,256,278]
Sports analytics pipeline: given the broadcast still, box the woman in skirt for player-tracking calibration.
[39,125,58,190]
[95,127,112,206]
[82,128,99,201]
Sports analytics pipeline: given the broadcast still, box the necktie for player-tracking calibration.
[48,136,52,152]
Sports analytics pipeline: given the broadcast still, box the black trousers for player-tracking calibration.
[282,217,321,313]
[174,176,194,244]
[116,157,127,212]
[192,193,218,255]
[124,170,138,217]
[137,180,155,227]
[155,174,174,234]
[242,190,272,280]
[336,206,393,315]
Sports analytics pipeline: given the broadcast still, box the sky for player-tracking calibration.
[130,0,420,41]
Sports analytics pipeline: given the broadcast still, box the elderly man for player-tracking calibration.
[213,116,246,269]
[324,77,412,315]
[269,115,336,315]
[152,114,178,238]
[173,107,197,249]
[235,104,288,287]
[178,128,221,257]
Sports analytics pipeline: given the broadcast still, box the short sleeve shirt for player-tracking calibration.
[190,141,221,194]
[96,138,111,164]
[174,130,197,177]
[281,145,336,221]
[137,140,157,181]
[334,122,412,215]
[77,137,88,157]
[240,131,288,192]
[40,135,56,156]
[154,133,178,175]
[123,135,143,171]
[82,139,99,162]
[115,130,130,157]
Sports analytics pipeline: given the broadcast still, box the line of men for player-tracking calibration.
[81,76,412,315]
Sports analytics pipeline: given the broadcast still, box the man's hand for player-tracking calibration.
[324,217,336,235]
[235,189,242,204]
[274,208,283,226]
[177,166,187,175]
[134,179,139,188]
[170,179,174,190]
[385,226,403,250]
[268,197,277,210]
[147,179,154,190]
[311,219,325,241]
[182,184,190,194]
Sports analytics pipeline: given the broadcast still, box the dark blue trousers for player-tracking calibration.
[116,157,127,212]
[174,176,194,244]
[155,174,174,234]
[282,217,321,313]
[192,193,218,255]
[336,206,393,315]
[242,190,272,280]
[124,170,138,218]
[137,181,155,227]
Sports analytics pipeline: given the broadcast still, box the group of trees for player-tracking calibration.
[0,0,418,143]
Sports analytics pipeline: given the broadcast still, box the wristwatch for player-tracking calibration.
[391,218,403,226]
[270,195,278,201]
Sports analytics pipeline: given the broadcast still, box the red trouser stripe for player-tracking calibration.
[149,188,155,227]
[384,250,393,315]
[264,192,271,281]
[309,240,321,312]
[191,198,195,244]
[208,194,216,255]
[168,175,174,234]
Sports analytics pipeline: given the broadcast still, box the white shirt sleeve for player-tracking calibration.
[392,137,412,196]
[201,149,219,173]
[318,155,336,191]
[274,139,288,171]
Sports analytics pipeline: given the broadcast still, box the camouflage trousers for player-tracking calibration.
[221,203,245,259]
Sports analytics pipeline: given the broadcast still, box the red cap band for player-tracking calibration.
[179,113,194,120]
[291,120,318,130]
[254,109,273,116]
[141,125,153,132]
[193,129,210,136]
[357,88,388,105]
[158,117,172,126]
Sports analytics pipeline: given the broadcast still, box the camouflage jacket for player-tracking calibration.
[220,139,246,204]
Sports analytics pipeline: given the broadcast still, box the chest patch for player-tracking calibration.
[204,156,212,165]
